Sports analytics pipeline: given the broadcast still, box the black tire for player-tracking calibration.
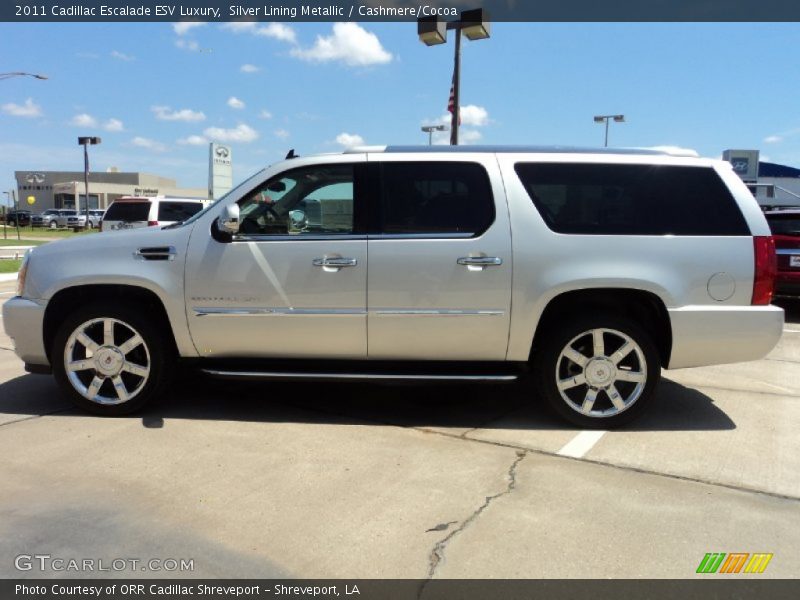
[52,302,174,416]
[533,313,660,429]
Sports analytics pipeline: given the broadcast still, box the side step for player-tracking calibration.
[201,370,518,383]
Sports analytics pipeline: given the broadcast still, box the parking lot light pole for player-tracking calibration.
[594,114,625,147]
[421,124,448,145]
[77,137,101,230]
[417,9,490,146]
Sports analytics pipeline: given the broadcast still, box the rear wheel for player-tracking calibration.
[52,303,173,415]
[49,221,57,229]
[533,314,660,428]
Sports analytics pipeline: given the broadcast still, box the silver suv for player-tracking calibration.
[2,146,783,427]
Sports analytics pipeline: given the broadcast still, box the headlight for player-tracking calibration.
[16,249,32,297]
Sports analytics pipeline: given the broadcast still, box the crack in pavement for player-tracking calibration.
[418,450,527,598]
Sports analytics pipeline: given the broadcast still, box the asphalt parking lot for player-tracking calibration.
[1,276,799,580]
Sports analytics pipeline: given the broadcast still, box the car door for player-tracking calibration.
[185,155,368,359]
[366,155,512,361]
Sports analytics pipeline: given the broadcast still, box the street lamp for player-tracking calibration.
[77,136,101,230]
[0,72,48,81]
[593,114,625,147]
[417,8,490,146]
[421,124,448,145]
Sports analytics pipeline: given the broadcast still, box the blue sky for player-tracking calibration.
[1,21,799,205]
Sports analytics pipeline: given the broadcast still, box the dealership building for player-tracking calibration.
[13,170,207,212]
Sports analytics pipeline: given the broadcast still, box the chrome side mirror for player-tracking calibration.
[219,203,240,235]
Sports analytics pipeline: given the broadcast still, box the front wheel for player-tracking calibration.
[49,221,57,229]
[533,314,660,428]
[52,303,173,415]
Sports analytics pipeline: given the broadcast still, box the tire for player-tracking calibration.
[8,220,15,227]
[533,313,660,429]
[49,221,57,229]
[52,302,174,416]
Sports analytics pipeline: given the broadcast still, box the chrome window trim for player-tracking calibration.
[368,233,475,240]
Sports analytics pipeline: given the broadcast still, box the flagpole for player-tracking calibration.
[450,28,461,146]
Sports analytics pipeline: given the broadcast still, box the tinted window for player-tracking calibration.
[515,163,749,236]
[380,162,494,235]
[104,201,151,222]
[158,201,203,222]
[766,214,800,236]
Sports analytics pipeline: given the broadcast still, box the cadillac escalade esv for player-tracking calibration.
[2,146,783,427]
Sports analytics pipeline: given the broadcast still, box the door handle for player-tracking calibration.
[457,256,503,269]
[313,257,358,270]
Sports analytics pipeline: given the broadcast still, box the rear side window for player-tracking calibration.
[158,201,203,222]
[104,201,151,222]
[515,163,749,236]
[379,162,494,235]
[766,214,800,236]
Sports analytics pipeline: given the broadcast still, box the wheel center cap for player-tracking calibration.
[585,358,616,387]
[94,346,124,376]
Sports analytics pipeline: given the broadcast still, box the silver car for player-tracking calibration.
[2,146,784,427]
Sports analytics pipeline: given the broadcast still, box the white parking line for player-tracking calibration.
[557,430,607,459]
[783,328,800,334]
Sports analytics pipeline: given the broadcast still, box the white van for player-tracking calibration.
[100,196,206,232]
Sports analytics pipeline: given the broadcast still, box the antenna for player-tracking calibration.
[285,149,297,159]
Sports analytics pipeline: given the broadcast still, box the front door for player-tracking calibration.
[367,157,512,361]
[185,157,368,359]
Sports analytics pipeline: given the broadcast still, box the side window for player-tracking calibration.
[515,163,750,236]
[238,164,355,236]
[379,162,494,235]
[158,201,203,222]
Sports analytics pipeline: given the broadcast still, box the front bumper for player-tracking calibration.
[668,305,784,369]
[2,296,49,367]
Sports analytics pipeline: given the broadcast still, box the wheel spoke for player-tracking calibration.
[581,388,598,413]
[607,385,627,411]
[118,334,143,355]
[111,376,129,401]
[67,359,94,372]
[563,346,590,368]
[616,369,645,383]
[610,342,633,365]
[123,362,148,378]
[592,329,605,357]
[558,373,587,391]
[103,319,114,346]
[86,376,103,400]
[76,331,99,353]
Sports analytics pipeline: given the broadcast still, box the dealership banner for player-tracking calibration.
[4,579,800,600]
[4,0,800,22]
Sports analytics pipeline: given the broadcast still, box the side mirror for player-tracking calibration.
[219,203,240,235]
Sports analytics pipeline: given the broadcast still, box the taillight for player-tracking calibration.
[147,220,158,227]
[752,235,777,305]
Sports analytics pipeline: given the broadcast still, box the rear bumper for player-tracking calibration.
[1,296,49,368]
[667,305,784,369]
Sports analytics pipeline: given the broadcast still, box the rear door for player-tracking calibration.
[102,200,151,231]
[366,155,512,360]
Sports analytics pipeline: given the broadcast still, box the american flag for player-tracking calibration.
[447,71,460,125]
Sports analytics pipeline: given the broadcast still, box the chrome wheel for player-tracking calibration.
[63,317,151,405]
[556,328,647,418]
[49,221,57,229]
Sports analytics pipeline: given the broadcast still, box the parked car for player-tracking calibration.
[764,209,800,296]
[2,146,783,427]
[100,197,205,232]
[32,209,65,229]
[66,210,105,229]
[4,209,32,227]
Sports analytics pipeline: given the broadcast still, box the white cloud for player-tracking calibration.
[335,132,365,147]
[111,50,134,61]
[103,118,124,132]
[152,105,206,122]
[764,135,783,144]
[258,109,273,119]
[221,22,297,44]
[227,96,246,110]
[459,129,483,144]
[178,135,209,146]
[203,123,259,143]
[131,136,167,152]
[460,105,489,127]
[175,38,200,52]
[291,23,392,67]
[2,98,42,118]
[240,64,260,73]
[173,22,205,36]
[274,129,290,140]
[70,113,98,127]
